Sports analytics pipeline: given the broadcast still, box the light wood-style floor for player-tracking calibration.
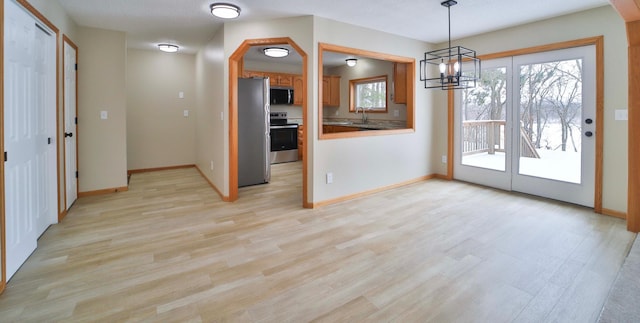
[0,162,636,322]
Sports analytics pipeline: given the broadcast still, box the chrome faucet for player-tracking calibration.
[355,107,368,124]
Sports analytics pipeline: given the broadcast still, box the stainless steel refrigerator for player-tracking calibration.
[238,77,271,187]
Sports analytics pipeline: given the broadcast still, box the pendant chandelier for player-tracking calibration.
[420,0,480,90]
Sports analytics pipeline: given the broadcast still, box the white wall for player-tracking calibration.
[195,27,227,194]
[77,27,128,192]
[126,49,196,170]
[431,6,628,212]
[313,17,435,203]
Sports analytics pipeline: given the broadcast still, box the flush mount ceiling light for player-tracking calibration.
[263,47,289,58]
[158,43,179,53]
[210,3,241,19]
[345,58,358,67]
[420,0,480,90]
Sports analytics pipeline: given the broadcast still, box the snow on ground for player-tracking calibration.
[461,121,583,184]
[462,149,581,184]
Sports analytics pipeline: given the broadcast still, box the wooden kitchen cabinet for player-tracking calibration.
[297,125,304,160]
[393,63,407,104]
[293,76,304,105]
[322,75,341,107]
[265,72,293,87]
[242,70,265,78]
[323,125,358,133]
[243,70,303,106]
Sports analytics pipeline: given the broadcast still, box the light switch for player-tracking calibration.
[183,109,189,117]
[100,111,108,120]
[179,91,184,99]
[615,109,628,121]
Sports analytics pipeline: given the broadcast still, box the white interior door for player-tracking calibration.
[455,45,596,207]
[4,0,57,280]
[64,40,78,210]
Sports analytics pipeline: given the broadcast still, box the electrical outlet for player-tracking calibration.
[100,110,108,120]
[394,109,399,117]
[326,172,333,184]
[179,91,184,99]
[220,112,224,121]
[441,155,447,163]
[183,109,189,117]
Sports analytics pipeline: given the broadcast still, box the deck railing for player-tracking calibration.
[462,120,539,158]
[462,120,506,156]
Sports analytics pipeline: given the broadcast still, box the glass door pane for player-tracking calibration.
[461,67,508,171]
[517,58,583,184]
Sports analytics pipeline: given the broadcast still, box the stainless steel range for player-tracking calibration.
[269,112,298,164]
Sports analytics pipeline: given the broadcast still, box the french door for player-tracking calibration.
[454,45,596,207]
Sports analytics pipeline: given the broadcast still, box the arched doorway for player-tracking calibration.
[228,38,309,207]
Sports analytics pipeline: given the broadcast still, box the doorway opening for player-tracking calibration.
[452,38,603,208]
[228,38,309,207]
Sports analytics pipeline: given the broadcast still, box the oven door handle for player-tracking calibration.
[270,125,299,129]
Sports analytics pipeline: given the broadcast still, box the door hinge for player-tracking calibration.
[75,117,78,124]
[48,137,52,145]
[4,151,6,162]
[75,63,78,70]
[76,171,78,178]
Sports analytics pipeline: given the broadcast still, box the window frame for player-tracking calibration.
[349,75,388,113]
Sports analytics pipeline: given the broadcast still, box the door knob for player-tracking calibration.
[65,132,73,138]
[585,118,593,124]
[585,131,593,137]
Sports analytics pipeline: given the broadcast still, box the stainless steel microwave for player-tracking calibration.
[270,88,294,105]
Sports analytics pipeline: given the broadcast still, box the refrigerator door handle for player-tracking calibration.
[264,78,271,183]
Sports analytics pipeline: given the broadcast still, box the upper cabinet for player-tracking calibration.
[266,72,293,87]
[243,70,303,106]
[323,75,341,107]
[393,63,407,104]
[293,76,304,106]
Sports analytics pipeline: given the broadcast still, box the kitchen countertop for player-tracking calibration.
[323,119,406,130]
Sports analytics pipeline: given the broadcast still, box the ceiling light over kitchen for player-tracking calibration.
[420,0,480,90]
[210,3,241,19]
[158,43,179,53]
[346,58,358,67]
[263,47,289,58]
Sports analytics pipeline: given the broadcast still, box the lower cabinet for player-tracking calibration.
[297,125,304,160]
[323,125,360,133]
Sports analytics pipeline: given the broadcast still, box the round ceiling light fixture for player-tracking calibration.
[263,47,289,58]
[158,43,179,53]
[210,3,241,19]
[346,58,358,67]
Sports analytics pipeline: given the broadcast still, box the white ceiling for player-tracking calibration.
[57,0,610,54]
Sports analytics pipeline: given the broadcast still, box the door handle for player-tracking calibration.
[65,132,73,138]
[585,131,593,137]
